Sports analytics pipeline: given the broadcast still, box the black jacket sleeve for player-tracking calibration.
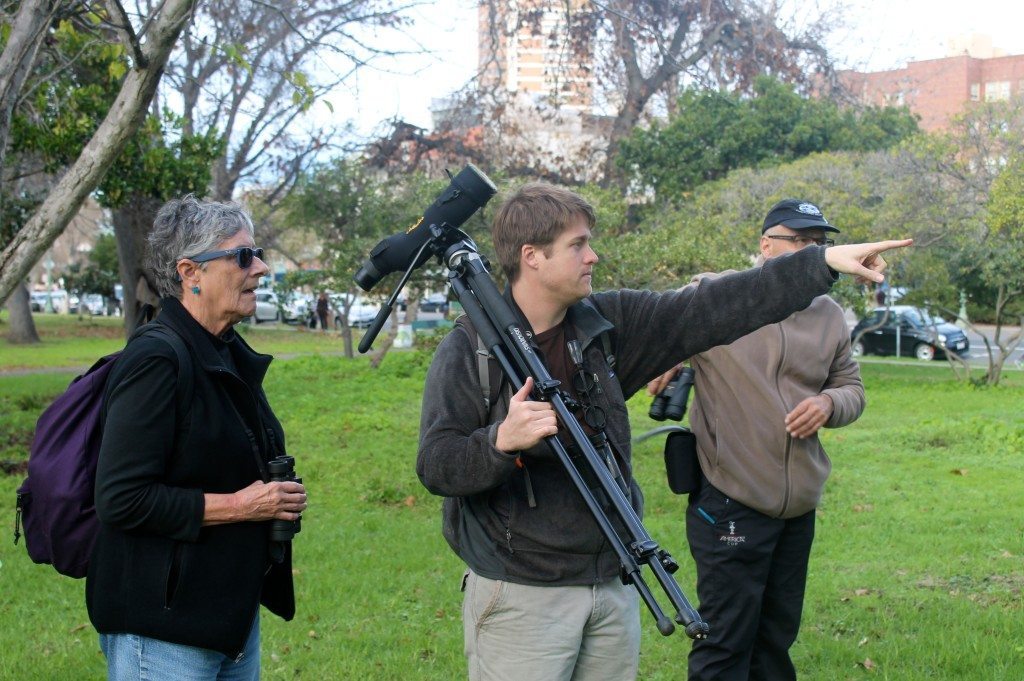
[94,351,205,542]
[593,245,838,398]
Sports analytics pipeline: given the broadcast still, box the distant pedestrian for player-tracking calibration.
[316,292,329,331]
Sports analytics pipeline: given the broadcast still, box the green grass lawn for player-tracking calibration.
[0,313,356,370]
[0,322,1022,679]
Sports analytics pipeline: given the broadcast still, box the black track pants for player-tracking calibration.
[685,481,815,681]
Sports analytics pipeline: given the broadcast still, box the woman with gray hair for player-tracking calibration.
[86,195,306,679]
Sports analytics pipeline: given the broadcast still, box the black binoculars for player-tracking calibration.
[649,367,696,422]
[268,455,302,542]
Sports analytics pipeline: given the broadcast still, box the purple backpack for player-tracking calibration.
[13,324,192,578]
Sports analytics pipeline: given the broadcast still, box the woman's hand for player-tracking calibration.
[234,480,307,522]
[203,480,307,525]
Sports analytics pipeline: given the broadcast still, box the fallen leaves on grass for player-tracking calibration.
[840,588,875,602]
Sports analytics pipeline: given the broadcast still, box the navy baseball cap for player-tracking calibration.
[762,199,840,233]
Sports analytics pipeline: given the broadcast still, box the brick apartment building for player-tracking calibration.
[840,40,1024,132]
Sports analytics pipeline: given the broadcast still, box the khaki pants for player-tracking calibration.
[462,570,641,681]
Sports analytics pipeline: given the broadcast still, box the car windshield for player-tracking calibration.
[901,309,946,327]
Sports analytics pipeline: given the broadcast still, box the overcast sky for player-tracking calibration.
[324,0,1024,136]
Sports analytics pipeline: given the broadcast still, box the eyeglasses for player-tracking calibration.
[766,235,835,248]
[187,246,265,269]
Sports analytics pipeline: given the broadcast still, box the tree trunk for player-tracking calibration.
[0,0,58,204]
[368,305,401,368]
[5,281,40,344]
[112,195,163,336]
[340,300,354,358]
[0,0,197,309]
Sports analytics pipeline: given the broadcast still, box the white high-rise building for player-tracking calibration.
[478,0,594,111]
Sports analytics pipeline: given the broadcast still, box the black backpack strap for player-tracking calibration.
[136,323,195,423]
[599,328,616,370]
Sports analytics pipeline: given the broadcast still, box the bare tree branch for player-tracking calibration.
[104,0,147,67]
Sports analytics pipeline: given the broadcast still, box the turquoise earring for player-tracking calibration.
[191,285,200,295]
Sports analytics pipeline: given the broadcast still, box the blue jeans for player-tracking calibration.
[99,614,260,680]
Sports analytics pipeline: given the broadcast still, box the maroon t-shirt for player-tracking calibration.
[533,323,597,436]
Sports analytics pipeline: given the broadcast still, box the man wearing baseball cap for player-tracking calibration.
[649,198,865,681]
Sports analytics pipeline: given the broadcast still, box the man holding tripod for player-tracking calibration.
[417,184,905,681]
[649,198,865,680]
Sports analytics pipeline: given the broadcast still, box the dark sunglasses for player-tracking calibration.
[188,246,265,269]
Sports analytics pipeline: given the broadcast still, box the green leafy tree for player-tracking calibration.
[617,76,918,201]
[6,13,221,335]
[970,155,1024,384]
[0,0,198,311]
[881,100,1024,384]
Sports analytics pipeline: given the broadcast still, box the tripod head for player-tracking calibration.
[353,165,498,353]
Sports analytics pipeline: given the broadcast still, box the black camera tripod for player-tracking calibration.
[361,221,708,639]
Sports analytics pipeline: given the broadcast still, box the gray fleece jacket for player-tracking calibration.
[416,246,838,586]
[687,268,865,519]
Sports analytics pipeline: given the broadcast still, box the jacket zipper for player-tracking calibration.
[776,323,793,518]
[780,435,793,517]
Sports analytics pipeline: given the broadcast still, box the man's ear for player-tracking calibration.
[521,243,539,272]
[759,235,772,259]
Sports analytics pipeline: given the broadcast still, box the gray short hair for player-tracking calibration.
[147,195,255,299]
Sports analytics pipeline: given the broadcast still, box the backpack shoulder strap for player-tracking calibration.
[135,323,195,416]
[598,328,616,370]
[455,314,505,413]
[577,298,616,370]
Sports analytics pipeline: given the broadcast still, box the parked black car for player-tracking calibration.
[851,306,969,361]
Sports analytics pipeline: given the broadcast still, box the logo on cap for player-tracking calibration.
[796,203,822,216]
